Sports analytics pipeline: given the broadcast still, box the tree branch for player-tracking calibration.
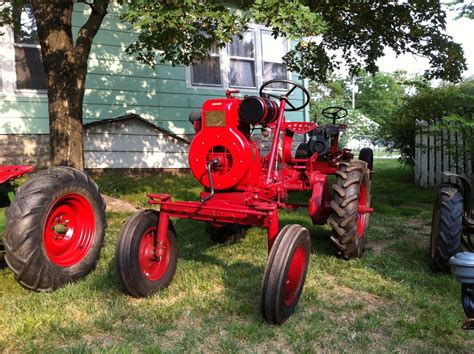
[74,0,108,66]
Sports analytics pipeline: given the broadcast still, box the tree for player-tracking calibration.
[123,1,467,83]
[355,71,413,126]
[1,0,469,168]
[449,0,474,19]
[1,0,108,169]
[383,81,474,165]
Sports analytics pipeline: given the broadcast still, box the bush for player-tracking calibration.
[382,80,474,165]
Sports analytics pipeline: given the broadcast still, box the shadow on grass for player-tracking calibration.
[95,172,201,202]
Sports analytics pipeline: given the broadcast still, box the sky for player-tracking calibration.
[376,9,474,79]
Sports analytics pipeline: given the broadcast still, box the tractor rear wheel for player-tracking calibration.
[329,160,371,259]
[3,167,106,291]
[116,210,178,297]
[430,184,463,272]
[206,224,248,244]
[261,224,311,324]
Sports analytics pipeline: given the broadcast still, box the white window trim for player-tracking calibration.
[186,25,292,92]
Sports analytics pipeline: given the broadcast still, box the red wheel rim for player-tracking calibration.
[138,227,170,281]
[284,245,308,306]
[357,183,368,237]
[43,193,95,267]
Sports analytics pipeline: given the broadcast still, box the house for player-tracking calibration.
[0,3,309,169]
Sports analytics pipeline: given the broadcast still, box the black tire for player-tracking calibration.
[206,224,248,244]
[329,160,371,259]
[116,210,178,297]
[430,184,463,272]
[3,167,106,291]
[295,143,310,159]
[261,224,311,324]
[358,147,374,171]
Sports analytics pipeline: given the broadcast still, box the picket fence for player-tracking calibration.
[415,120,472,187]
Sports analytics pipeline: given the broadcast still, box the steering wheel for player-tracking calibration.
[259,79,310,112]
[322,106,348,124]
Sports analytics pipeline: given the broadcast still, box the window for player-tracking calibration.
[228,31,255,88]
[261,31,287,88]
[13,5,47,90]
[191,45,222,86]
[189,27,289,90]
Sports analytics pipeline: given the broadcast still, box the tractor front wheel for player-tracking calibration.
[116,210,178,297]
[3,167,106,291]
[329,160,371,259]
[430,184,463,272]
[261,224,311,324]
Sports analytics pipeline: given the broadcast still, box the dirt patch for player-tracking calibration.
[320,275,391,312]
[102,195,137,213]
[366,239,393,255]
[405,219,427,231]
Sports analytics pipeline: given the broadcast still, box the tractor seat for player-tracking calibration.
[284,122,318,135]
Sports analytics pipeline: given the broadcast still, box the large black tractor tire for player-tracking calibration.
[116,210,178,297]
[3,167,106,291]
[261,224,311,324]
[206,223,248,244]
[358,147,374,171]
[329,160,371,259]
[430,184,463,272]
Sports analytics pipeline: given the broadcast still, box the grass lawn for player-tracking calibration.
[0,159,472,351]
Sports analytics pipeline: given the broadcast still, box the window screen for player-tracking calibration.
[262,31,288,88]
[13,4,46,90]
[191,46,222,86]
[15,46,47,90]
[229,32,256,88]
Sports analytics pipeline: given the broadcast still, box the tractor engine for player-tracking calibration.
[188,94,279,190]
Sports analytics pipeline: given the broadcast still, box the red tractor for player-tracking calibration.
[0,165,106,291]
[115,79,373,324]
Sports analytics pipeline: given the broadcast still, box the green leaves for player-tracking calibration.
[249,0,326,39]
[384,80,474,164]
[121,0,247,67]
[121,0,467,83]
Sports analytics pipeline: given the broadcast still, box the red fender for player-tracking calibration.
[308,173,331,225]
[0,165,34,184]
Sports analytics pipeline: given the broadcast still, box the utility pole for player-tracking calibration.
[352,76,356,109]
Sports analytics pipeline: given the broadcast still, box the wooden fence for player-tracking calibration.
[415,120,472,187]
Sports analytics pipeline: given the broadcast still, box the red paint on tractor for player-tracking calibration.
[150,82,362,254]
[43,193,95,267]
[0,165,34,184]
[118,80,374,323]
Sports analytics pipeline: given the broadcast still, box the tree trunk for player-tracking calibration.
[31,1,108,169]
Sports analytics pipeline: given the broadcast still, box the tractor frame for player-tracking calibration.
[116,79,374,324]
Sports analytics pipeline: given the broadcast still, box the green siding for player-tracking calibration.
[0,2,306,136]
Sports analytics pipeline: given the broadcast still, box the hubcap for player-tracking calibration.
[138,227,170,281]
[284,245,307,306]
[43,193,95,267]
